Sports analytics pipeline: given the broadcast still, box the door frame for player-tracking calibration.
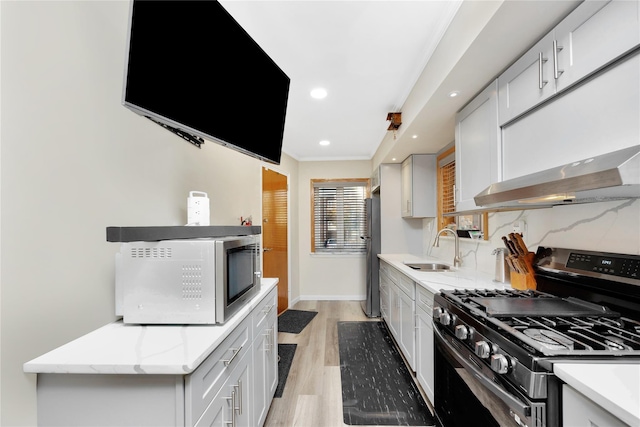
[260,164,291,311]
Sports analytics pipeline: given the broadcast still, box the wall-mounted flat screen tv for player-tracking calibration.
[122,0,290,165]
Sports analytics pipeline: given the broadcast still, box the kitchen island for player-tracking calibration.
[24,278,278,427]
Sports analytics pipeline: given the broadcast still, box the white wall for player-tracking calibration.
[379,163,423,255]
[297,160,372,300]
[0,2,299,425]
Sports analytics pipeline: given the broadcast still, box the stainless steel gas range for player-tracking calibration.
[432,247,640,427]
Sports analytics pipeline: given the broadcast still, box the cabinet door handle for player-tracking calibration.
[222,346,242,366]
[538,52,548,89]
[553,40,564,79]
[233,380,243,415]
[263,329,272,352]
[225,390,236,427]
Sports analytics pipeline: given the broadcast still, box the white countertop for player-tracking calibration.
[554,362,640,426]
[378,253,510,293]
[23,279,278,375]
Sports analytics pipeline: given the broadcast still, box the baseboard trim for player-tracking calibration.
[298,295,366,301]
[289,296,301,307]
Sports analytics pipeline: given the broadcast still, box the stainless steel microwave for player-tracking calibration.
[115,236,261,324]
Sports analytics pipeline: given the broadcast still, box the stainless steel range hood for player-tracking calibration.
[474,145,640,208]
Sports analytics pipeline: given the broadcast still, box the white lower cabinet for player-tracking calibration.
[379,261,417,372]
[563,385,627,427]
[379,268,390,322]
[415,286,435,404]
[379,260,436,406]
[388,282,401,339]
[253,301,278,427]
[195,350,251,427]
[36,287,278,427]
[398,288,416,371]
[187,287,277,427]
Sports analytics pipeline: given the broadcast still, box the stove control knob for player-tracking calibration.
[454,325,469,340]
[490,354,510,374]
[439,311,451,326]
[433,307,443,319]
[474,341,491,359]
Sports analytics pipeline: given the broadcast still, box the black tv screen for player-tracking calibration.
[123,0,290,164]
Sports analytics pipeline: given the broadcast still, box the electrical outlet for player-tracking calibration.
[512,220,526,235]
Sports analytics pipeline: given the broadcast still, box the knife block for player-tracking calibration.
[510,252,536,290]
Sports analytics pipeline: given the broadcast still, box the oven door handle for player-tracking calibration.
[434,325,532,419]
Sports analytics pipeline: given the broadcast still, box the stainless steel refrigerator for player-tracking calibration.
[361,195,381,317]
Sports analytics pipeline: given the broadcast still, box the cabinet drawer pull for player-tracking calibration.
[263,303,275,315]
[222,346,243,366]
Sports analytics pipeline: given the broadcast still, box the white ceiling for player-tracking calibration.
[220,0,582,164]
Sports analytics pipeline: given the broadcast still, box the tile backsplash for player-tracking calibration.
[424,198,640,276]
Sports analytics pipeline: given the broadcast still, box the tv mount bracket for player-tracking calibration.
[147,117,204,148]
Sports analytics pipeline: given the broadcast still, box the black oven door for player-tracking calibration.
[434,325,549,427]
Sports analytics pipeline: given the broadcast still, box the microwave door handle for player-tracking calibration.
[433,326,532,419]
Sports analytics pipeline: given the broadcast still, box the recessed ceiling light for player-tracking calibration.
[310,88,328,99]
[412,135,418,139]
[449,91,460,98]
[319,140,330,146]
[392,158,396,161]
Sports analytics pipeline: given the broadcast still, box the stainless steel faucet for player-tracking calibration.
[433,228,461,268]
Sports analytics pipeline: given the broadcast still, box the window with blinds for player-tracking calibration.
[437,147,489,240]
[438,149,456,230]
[311,179,369,254]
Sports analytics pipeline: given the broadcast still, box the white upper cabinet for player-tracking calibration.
[498,0,640,126]
[455,80,500,212]
[401,154,436,218]
[498,33,557,125]
[502,50,640,181]
[555,0,640,92]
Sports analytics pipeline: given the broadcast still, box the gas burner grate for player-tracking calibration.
[503,315,640,353]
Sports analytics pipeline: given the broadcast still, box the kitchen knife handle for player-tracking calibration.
[513,233,529,257]
[508,233,526,256]
[502,236,516,255]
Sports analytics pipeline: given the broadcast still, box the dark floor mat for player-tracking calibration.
[278,309,318,334]
[275,343,297,398]
[338,321,434,426]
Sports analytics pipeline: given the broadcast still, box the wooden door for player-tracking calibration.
[262,168,288,314]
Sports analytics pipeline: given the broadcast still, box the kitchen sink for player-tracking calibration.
[404,262,453,272]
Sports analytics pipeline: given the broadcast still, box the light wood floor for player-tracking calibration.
[264,300,433,427]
